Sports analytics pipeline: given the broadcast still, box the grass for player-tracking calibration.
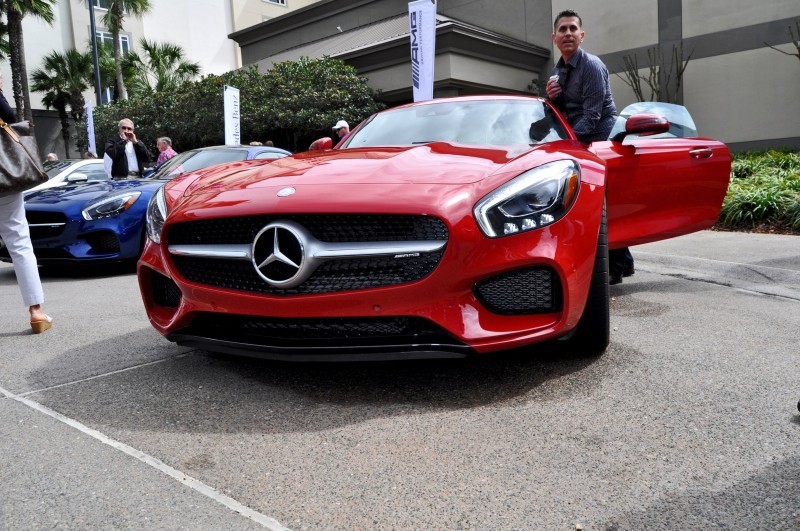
[716,149,800,234]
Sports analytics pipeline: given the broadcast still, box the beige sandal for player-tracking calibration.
[31,315,53,334]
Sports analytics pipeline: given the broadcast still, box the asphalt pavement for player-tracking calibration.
[1,230,798,530]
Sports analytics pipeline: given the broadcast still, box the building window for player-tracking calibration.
[92,0,127,13]
[264,0,287,6]
[94,30,131,103]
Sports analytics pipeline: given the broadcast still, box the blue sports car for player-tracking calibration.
[0,145,290,264]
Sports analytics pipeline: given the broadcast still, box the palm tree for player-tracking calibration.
[121,38,201,96]
[101,0,151,101]
[0,17,9,60]
[1,0,56,120]
[31,49,93,157]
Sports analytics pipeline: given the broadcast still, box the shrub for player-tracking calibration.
[77,58,384,154]
[718,149,800,232]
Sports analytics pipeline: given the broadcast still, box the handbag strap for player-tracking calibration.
[0,117,21,143]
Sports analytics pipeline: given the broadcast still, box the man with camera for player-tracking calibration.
[105,118,150,179]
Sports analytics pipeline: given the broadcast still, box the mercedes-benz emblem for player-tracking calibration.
[252,221,309,288]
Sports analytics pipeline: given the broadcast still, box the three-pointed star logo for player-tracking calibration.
[256,227,300,271]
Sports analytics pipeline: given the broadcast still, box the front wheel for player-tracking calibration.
[562,201,610,356]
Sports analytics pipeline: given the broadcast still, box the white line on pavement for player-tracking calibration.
[16,354,190,397]
[0,384,290,531]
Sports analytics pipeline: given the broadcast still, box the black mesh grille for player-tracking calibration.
[27,211,67,240]
[474,267,562,314]
[168,214,449,245]
[85,231,121,252]
[173,250,444,295]
[168,215,448,295]
[152,271,181,308]
[183,313,463,349]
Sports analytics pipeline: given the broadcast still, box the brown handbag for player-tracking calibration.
[0,117,47,197]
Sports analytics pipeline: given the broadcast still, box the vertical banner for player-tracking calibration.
[85,100,96,155]
[408,0,436,102]
[223,85,241,146]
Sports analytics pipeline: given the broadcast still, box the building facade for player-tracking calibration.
[2,0,310,157]
[232,0,800,151]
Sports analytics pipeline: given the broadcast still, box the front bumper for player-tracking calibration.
[138,183,605,359]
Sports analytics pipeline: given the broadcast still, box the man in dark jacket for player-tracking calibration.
[105,118,150,178]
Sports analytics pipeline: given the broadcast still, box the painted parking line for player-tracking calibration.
[1,379,289,530]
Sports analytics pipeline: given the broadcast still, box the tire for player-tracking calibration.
[563,201,610,356]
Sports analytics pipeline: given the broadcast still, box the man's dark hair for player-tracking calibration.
[554,9,582,30]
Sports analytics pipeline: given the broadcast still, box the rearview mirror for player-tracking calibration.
[67,173,89,182]
[611,113,670,142]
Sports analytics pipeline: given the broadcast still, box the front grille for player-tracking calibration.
[152,271,181,308]
[27,211,67,240]
[168,214,449,245]
[474,266,562,314]
[169,215,449,295]
[173,251,444,295]
[182,313,464,349]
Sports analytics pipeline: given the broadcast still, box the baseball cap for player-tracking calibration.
[333,120,349,130]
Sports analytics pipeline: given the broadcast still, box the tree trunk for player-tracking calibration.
[6,6,26,121]
[112,2,127,100]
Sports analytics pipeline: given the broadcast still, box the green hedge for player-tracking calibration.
[77,58,385,156]
[718,149,800,232]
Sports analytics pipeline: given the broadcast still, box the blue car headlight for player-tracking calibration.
[81,191,142,220]
[474,159,580,238]
[145,186,168,244]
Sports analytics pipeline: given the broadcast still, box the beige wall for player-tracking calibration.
[684,45,800,144]
[683,0,800,38]
[551,0,658,55]
[362,54,538,97]
[231,0,319,31]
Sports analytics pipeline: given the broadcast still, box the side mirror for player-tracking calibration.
[308,137,333,151]
[67,173,89,182]
[611,113,670,142]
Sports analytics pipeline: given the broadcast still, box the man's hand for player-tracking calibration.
[546,77,562,100]
[125,131,138,143]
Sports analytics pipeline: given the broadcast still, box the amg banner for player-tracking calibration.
[408,0,436,102]
[223,85,241,146]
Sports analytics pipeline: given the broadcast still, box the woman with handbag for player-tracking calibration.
[0,71,52,333]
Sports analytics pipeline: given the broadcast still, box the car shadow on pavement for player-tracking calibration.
[600,454,800,528]
[38,262,137,279]
[27,330,613,435]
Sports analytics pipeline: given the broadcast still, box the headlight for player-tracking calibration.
[81,191,142,220]
[474,159,580,238]
[145,186,168,244]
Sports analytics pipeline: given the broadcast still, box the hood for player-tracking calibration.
[183,143,537,197]
[24,178,163,207]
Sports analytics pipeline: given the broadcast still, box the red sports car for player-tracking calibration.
[138,96,730,361]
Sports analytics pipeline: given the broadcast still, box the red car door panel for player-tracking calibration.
[592,137,731,249]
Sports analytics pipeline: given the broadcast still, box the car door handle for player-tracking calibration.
[689,147,714,159]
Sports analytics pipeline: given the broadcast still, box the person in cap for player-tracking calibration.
[332,120,350,141]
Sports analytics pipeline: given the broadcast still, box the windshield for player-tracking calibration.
[342,99,569,148]
[44,160,76,178]
[151,148,250,179]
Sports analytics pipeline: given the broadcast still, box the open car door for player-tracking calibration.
[591,102,731,249]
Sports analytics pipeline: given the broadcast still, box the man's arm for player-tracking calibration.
[105,137,123,159]
[570,60,610,141]
[133,140,151,164]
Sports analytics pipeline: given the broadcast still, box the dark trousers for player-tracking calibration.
[610,247,634,277]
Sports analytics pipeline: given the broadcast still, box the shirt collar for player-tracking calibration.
[557,47,585,69]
